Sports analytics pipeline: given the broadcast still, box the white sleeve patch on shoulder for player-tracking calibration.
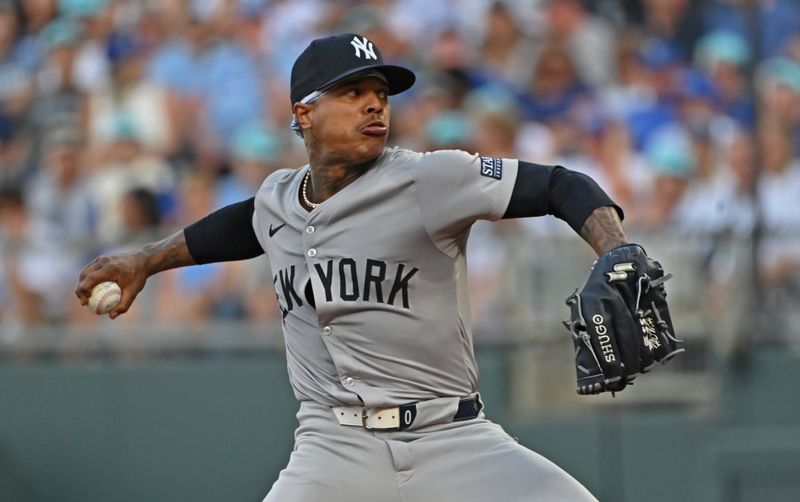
[479,156,504,180]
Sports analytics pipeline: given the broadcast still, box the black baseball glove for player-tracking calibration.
[563,244,683,395]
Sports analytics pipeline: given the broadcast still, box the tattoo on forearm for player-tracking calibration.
[141,231,196,274]
[580,207,628,256]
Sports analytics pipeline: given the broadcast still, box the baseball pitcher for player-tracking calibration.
[76,33,681,501]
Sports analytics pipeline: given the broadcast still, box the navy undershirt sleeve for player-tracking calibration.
[502,161,623,232]
[183,197,264,264]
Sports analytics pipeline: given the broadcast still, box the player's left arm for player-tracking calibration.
[503,161,681,394]
[578,206,628,256]
[502,161,626,255]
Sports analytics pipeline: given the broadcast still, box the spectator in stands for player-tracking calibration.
[583,118,651,227]
[543,0,617,89]
[466,87,520,158]
[216,122,284,208]
[85,30,177,164]
[23,127,92,253]
[478,1,537,88]
[615,36,684,152]
[60,0,113,94]
[86,114,176,247]
[0,2,34,171]
[756,57,800,152]
[118,186,161,248]
[722,129,758,237]
[638,0,703,63]
[423,26,484,92]
[0,111,29,189]
[686,126,757,266]
[192,1,271,169]
[640,125,695,228]
[598,31,651,136]
[520,38,590,125]
[703,0,800,60]
[756,119,800,288]
[694,30,755,128]
[670,125,731,236]
[146,2,209,170]
[260,0,330,83]
[0,179,80,326]
[391,25,481,150]
[421,111,473,152]
[27,19,86,172]
[0,185,38,327]
[14,0,57,72]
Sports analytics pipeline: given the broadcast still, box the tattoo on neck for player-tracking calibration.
[309,158,375,200]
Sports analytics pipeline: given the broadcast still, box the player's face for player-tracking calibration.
[308,77,391,164]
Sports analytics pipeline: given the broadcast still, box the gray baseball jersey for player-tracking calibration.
[252,147,517,408]
[253,146,596,501]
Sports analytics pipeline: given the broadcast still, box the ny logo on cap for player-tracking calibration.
[350,36,377,60]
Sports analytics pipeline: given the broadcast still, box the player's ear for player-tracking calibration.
[293,103,314,132]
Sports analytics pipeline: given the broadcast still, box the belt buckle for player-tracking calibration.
[361,407,401,431]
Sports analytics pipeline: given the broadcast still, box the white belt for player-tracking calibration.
[332,406,406,430]
[331,394,482,432]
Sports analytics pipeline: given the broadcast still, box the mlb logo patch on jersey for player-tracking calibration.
[480,157,503,180]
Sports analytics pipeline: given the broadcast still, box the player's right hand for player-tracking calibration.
[75,252,149,319]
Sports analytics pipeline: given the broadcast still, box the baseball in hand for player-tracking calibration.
[87,281,122,315]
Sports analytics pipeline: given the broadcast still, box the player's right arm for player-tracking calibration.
[75,197,263,318]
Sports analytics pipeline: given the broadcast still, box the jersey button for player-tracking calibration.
[307,248,317,257]
[322,326,332,335]
[343,377,356,387]
[305,225,315,235]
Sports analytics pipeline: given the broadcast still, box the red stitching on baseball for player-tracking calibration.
[95,287,120,315]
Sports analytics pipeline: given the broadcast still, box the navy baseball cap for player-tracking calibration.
[290,33,416,105]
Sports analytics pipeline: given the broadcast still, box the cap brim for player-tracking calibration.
[315,64,416,98]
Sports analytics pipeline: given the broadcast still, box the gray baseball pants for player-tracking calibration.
[263,399,597,501]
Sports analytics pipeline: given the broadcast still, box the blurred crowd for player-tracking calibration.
[0,0,799,341]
